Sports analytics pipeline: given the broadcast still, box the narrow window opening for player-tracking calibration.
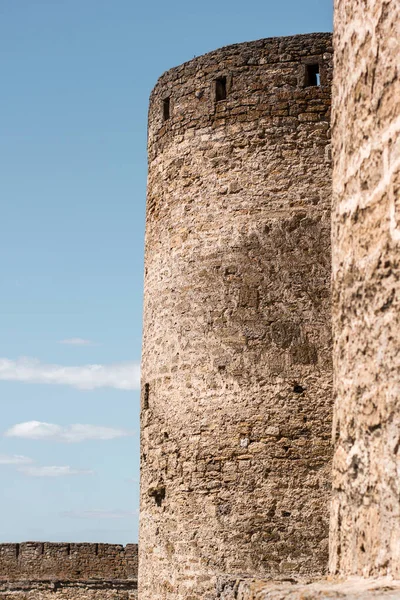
[154,487,165,507]
[143,383,150,410]
[163,97,170,121]
[305,64,320,87]
[215,77,227,102]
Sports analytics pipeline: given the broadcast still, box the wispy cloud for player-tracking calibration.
[0,357,140,390]
[19,466,94,477]
[0,451,93,478]
[126,477,139,484]
[61,509,138,519]
[58,338,94,346]
[0,454,34,465]
[5,421,133,443]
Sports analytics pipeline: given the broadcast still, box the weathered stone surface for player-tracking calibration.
[216,577,400,599]
[0,580,137,600]
[0,543,137,581]
[0,544,137,600]
[140,33,333,600]
[330,0,400,578]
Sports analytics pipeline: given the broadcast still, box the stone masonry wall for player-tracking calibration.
[0,581,137,600]
[0,543,138,600]
[0,543,138,580]
[330,0,400,579]
[140,33,333,600]
[215,576,400,599]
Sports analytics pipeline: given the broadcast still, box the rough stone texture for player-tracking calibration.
[140,33,333,600]
[215,577,400,599]
[0,543,138,581]
[330,0,400,578]
[0,581,137,600]
[0,544,137,600]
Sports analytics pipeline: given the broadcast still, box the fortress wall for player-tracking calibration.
[330,0,400,578]
[0,542,138,580]
[141,33,333,600]
[0,544,138,600]
[0,581,137,600]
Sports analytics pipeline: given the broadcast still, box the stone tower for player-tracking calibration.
[330,0,400,579]
[140,33,333,600]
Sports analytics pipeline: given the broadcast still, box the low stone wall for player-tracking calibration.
[0,580,137,600]
[215,577,400,599]
[0,543,137,580]
[0,543,138,600]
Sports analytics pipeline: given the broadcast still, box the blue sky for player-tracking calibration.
[0,0,332,544]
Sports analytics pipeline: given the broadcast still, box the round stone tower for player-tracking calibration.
[140,33,333,600]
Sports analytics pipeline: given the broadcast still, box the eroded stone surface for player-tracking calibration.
[0,543,137,581]
[140,33,333,600]
[0,581,137,600]
[0,544,138,600]
[330,0,400,578]
[215,577,400,599]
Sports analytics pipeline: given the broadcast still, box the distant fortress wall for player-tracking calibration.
[330,0,400,578]
[0,542,138,580]
[141,32,333,600]
[0,543,138,600]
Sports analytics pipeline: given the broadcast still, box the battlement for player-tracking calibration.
[148,32,332,163]
[0,542,138,581]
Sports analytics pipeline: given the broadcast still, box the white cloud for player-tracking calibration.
[5,421,133,443]
[61,509,138,519]
[0,454,34,465]
[19,466,94,477]
[0,357,140,390]
[59,338,94,346]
